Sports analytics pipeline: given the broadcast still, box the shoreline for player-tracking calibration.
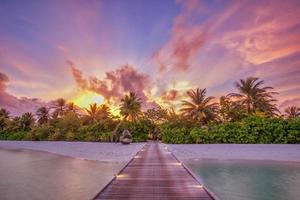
[0,141,145,162]
[0,147,120,164]
[1,141,299,163]
[167,144,300,163]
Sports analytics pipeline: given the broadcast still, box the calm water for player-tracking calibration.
[186,159,300,200]
[0,149,123,200]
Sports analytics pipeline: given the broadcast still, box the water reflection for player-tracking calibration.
[0,149,123,200]
[186,159,300,200]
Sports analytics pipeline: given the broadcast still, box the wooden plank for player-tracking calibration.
[94,142,215,200]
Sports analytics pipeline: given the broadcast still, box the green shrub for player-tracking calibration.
[25,125,54,141]
[6,131,27,140]
[161,126,192,144]
[286,118,300,143]
[190,127,211,143]
[1,113,299,144]
[48,131,65,141]
[100,132,112,142]
[0,130,8,140]
[84,133,98,142]
[66,131,75,141]
[120,119,156,142]
[160,115,300,144]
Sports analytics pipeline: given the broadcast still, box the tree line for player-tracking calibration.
[0,77,299,143]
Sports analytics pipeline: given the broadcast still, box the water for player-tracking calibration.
[0,149,123,200]
[186,159,300,200]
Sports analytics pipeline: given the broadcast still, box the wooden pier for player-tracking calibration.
[94,142,215,200]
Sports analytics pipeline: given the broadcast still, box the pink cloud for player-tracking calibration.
[57,45,69,53]
[68,60,88,90]
[153,0,206,72]
[161,89,178,101]
[279,97,300,110]
[219,0,300,65]
[0,72,47,116]
[67,60,156,108]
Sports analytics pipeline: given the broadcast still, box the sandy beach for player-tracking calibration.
[0,141,145,162]
[167,144,300,162]
[1,142,299,162]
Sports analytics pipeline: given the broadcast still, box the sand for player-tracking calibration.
[1,141,299,162]
[167,144,300,162]
[0,141,145,162]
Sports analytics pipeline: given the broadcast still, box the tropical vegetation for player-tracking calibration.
[0,77,299,144]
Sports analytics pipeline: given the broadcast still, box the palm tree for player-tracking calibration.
[120,92,142,121]
[98,104,111,119]
[67,102,80,113]
[85,103,100,123]
[66,102,75,112]
[52,98,66,118]
[0,108,9,118]
[230,77,278,115]
[144,106,168,123]
[111,92,142,142]
[20,112,34,131]
[180,88,218,124]
[219,95,247,122]
[285,106,300,118]
[8,116,21,132]
[0,108,10,130]
[162,107,182,125]
[36,107,50,125]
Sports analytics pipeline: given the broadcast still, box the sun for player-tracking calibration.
[73,91,104,108]
[109,104,121,117]
[72,91,121,117]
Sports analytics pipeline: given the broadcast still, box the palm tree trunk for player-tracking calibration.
[111,115,129,142]
[247,95,252,114]
[247,99,251,114]
[111,121,122,142]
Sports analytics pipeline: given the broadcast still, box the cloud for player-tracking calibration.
[0,72,9,91]
[0,72,47,116]
[57,45,69,53]
[211,0,300,110]
[68,60,88,89]
[68,60,155,108]
[219,0,300,65]
[153,0,206,72]
[279,97,300,110]
[0,72,18,107]
[1,0,300,115]
[161,89,178,101]
[153,0,300,110]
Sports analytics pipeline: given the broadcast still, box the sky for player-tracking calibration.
[0,0,300,115]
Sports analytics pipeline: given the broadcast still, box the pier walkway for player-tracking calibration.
[94,142,214,200]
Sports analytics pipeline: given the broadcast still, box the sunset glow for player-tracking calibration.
[109,104,121,117]
[72,91,104,109]
[0,0,299,115]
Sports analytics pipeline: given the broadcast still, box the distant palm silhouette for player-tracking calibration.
[180,88,218,124]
